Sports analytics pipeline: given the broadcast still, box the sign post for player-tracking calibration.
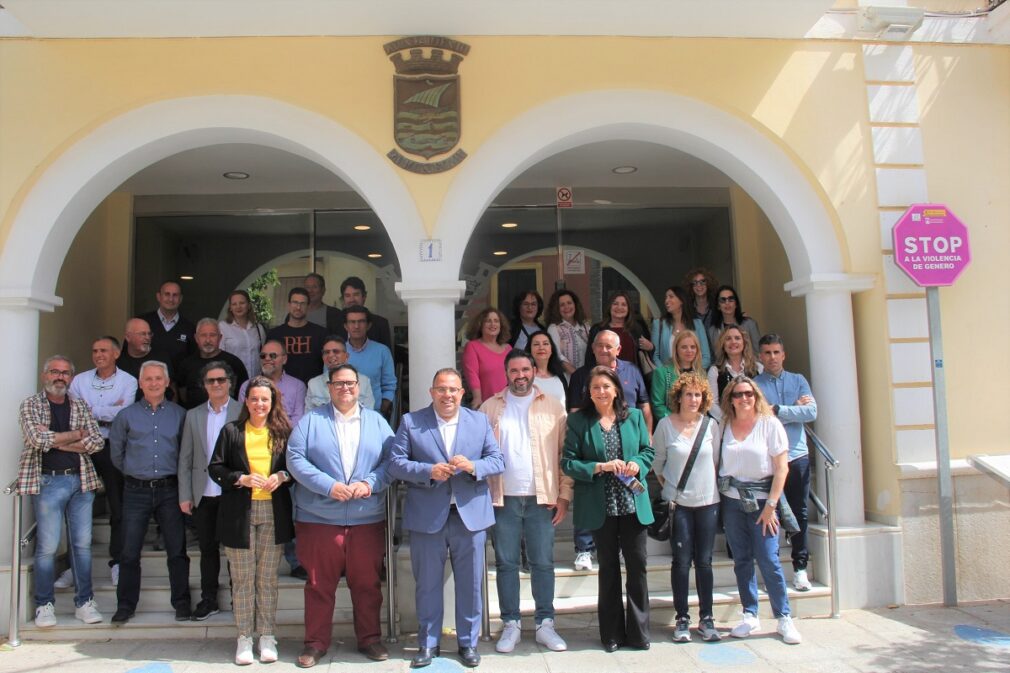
[892,203,971,608]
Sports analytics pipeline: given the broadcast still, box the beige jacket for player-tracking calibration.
[480,386,574,506]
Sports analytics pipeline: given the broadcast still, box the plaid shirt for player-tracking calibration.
[17,391,104,495]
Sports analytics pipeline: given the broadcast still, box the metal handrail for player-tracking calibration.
[4,477,26,647]
[804,425,840,619]
[383,482,400,643]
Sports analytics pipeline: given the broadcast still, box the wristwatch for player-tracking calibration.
[765,499,778,509]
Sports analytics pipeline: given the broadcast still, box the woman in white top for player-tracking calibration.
[651,373,720,643]
[707,326,761,421]
[717,375,801,645]
[545,289,591,378]
[527,330,568,406]
[219,290,266,378]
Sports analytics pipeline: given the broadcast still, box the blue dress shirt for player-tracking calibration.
[109,398,186,479]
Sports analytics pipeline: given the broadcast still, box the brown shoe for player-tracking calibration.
[358,641,389,661]
[296,646,327,668]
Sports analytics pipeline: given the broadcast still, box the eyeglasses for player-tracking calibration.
[260,352,281,360]
[730,390,755,399]
[690,279,707,286]
[204,377,229,385]
[520,301,538,308]
[327,380,358,389]
[321,348,345,356]
[47,369,72,378]
[432,386,462,395]
[718,296,737,304]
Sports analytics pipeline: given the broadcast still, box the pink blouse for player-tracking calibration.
[462,340,509,401]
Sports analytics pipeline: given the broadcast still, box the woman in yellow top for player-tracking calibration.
[209,376,294,666]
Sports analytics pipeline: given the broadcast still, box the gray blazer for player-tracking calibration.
[178,399,242,507]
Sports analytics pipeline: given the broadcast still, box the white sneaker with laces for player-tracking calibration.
[535,618,567,651]
[573,551,593,571]
[235,636,255,665]
[793,569,812,591]
[259,635,278,663]
[54,568,74,589]
[730,612,760,638]
[110,564,120,587]
[34,602,57,628]
[75,598,103,624]
[496,619,522,653]
[777,616,802,644]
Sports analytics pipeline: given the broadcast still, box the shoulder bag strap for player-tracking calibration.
[675,415,711,494]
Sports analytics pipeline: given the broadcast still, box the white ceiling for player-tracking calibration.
[1,0,836,38]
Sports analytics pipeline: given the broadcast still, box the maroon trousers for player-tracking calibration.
[296,520,386,651]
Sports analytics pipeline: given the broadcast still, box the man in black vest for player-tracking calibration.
[138,280,196,368]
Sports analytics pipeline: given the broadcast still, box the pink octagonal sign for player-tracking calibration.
[892,203,972,287]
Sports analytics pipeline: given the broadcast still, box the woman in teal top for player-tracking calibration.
[562,366,654,653]
[651,330,708,421]
[651,285,712,369]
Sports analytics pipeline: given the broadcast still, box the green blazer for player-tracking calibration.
[561,407,655,531]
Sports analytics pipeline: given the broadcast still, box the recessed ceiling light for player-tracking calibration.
[501,222,518,229]
[612,165,637,174]
[367,253,382,259]
[223,171,250,180]
[493,251,508,256]
[354,225,371,231]
[179,275,195,281]
[593,199,613,205]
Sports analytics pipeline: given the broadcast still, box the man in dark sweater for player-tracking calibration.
[266,287,327,385]
[174,318,249,409]
[117,318,175,400]
[137,280,195,368]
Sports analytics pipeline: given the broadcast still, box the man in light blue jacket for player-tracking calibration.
[754,334,817,592]
[286,363,395,667]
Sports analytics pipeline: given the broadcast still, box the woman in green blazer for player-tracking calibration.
[562,366,655,652]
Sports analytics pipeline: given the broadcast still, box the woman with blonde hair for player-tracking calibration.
[462,307,511,408]
[651,330,707,421]
[219,290,266,377]
[652,373,721,642]
[209,376,295,665]
[707,326,761,420]
[718,375,801,645]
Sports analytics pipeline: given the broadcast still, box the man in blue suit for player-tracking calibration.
[388,368,504,669]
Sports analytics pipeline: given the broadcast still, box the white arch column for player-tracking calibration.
[786,274,874,526]
[395,279,466,412]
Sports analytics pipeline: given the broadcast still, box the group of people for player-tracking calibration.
[16,265,817,668]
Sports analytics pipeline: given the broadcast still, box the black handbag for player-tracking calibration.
[647,416,710,541]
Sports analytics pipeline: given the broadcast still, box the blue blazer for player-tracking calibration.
[388,405,504,534]
[286,403,394,526]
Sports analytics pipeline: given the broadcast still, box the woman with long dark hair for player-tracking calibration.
[509,290,547,351]
[651,286,712,370]
[209,376,294,665]
[684,268,718,330]
[586,291,653,374]
[562,366,654,652]
[526,330,568,406]
[706,285,761,354]
[545,289,591,377]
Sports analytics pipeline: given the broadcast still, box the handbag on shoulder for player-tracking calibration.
[647,416,711,541]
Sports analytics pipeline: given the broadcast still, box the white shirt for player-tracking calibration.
[499,390,536,496]
[68,367,139,439]
[718,415,788,500]
[652,415,720,507]
[219,319,264,378]
[436,411,460,504]
[158,308,179,332]
[533,375,565,406]
[334,404,362,481]
[203,399,230,498]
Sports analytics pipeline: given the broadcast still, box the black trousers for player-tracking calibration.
[91,439,124,565]
[192,495,223,604]
[592,514,650,646]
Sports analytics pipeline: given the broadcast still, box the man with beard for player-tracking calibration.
[17,355,105,627]
[266,288,327,385]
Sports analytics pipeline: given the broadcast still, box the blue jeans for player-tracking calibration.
[670,502,719,620]
[783,455,810,571]
[492,496,556,624]
[573,528,595,553]
[721,496,790,618]
[33,473,95,608]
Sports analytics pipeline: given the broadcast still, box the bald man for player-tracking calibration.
[117,318,176,400]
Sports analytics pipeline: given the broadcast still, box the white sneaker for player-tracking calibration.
[110,564,120,587]
[535,618,567,651]
[34,603,57,628]
[54,568,74,589]
[75,598,103,624]
[793,569,812,592]
[730,612,760,638]
[235,636,255,665]
[258,635,278,663]
[573,551,594,571]
[496,619,522,653]
[777,615,802,644]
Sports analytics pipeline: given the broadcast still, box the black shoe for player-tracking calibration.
[627,640,651,650]
[174,604,192,621]
[111,608,134,624]
[457,646,480,668]
[290,566,309,580]
[191,601,219,621]
[603,640,620,653]
[410,646,439,668]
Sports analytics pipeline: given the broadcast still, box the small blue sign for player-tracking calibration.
[697,643,758,665]
[125,665,175,673]
[954,625,1010,648]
